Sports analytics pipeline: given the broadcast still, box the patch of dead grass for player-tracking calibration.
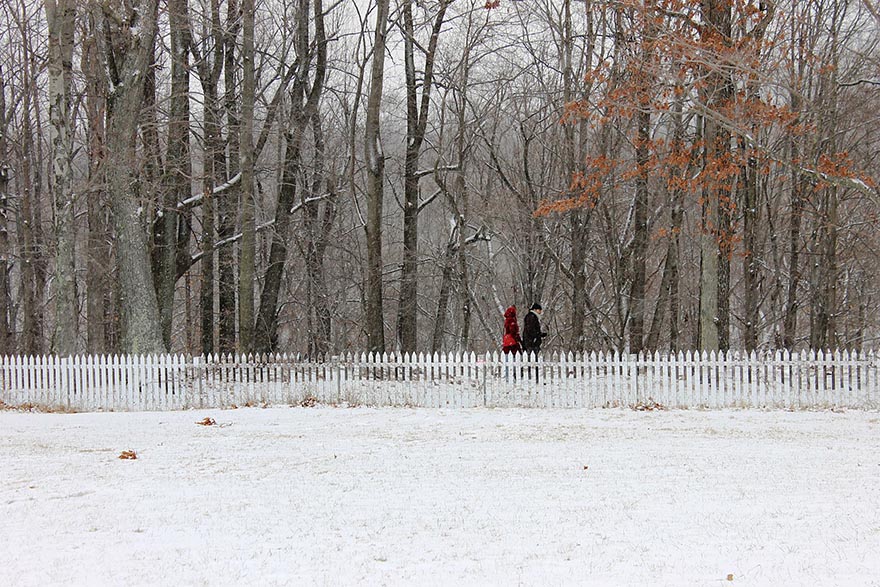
[0,400,78,413]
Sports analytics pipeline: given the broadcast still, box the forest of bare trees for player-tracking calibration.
[0,0,877,357]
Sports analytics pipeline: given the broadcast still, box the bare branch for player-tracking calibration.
[418,188,442,212]
[290,192,334,214]
[175,172,242,211]
[415,164,459,179]
[188,221,275,267]
[838,78,880,88]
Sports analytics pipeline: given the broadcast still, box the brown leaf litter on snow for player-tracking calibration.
[631,398,667,411]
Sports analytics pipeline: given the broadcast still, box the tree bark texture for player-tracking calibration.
[104,0,165,354]
[46,0,78,355]
[697,0,733,352]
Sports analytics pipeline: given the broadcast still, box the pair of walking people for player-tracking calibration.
[502,304,547,355]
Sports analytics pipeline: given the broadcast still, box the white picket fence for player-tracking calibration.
[1,350,878,412]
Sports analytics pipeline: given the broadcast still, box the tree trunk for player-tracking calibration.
[253,0,326,353]
[738,0,773,352]
[396,0,449,353]
[144,43,168,338]
[238,0,256,353]
[647,91,685,351]
[718,196,731,351]
[811,186,839,349]
[219,0,240,353]
[200,188,215,354]
[194,0,225,355]
[200,82,224,354]
[782,15,809,351]
[141,47,163,214]
[456,197,471,352]
[810,9,842,351]
[741,138,760,351]
[645,245,673,352]
[83,9,110,353]
[563,0,592,352]
[697,0,732,352]
[629,108,649,353]
[698,118,719,351]
[253,131,301,353]
[453,32,473,353]
[104,0,165,354]
[453,160,471,352]
[17,53,45,355]
[364,0,390,353]
[783,166,805,349]
[668,163,684,352]
[46,0,78,355]
[154,0,192,349]
[303,113,334,356]
[0,67,10,354]
[823,186,839,348]
[569,211,588,351]
[431,225,457,353]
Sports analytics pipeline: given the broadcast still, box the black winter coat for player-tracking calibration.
[522,311,546,353]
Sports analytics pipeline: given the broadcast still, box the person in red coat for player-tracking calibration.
[502,305,522,354]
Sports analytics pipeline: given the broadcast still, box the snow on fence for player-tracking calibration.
[0,350,878,412]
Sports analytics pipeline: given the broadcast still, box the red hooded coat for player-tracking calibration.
[502,306,522,353]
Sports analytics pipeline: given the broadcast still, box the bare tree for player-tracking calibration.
[219,0,240,352]
[253,0,327,353]
[363,0,391,353]
[102,0,165,353]
[238,0,256,352]
[396,0,451,353]
[192,0,226,354]
[15,1,48,355]
[152,0,194,348]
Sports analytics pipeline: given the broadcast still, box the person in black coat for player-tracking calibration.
[522,303,548,355]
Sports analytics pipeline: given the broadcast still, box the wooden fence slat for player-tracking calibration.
[15,355,24,406]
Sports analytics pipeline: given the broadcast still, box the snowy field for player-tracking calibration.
[2,407,880,586]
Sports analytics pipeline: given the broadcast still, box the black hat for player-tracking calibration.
[530,303,542,311]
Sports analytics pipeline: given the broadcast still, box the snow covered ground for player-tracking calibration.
[2,407,879,586]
